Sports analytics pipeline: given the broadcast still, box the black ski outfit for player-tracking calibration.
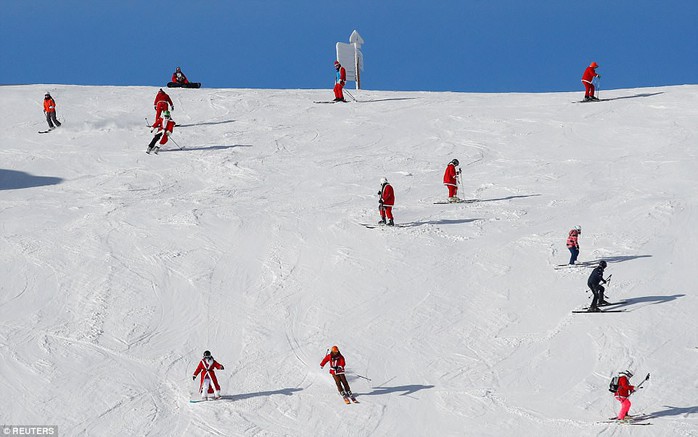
[587,264,608,311]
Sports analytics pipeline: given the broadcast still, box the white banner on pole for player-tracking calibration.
[335,30,364,90]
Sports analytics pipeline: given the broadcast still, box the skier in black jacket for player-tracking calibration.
[587,260,610,312]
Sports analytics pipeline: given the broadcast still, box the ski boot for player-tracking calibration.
[587,306,601,312]
[387,219,394,226]
[378,218,386,225]
[154,146,160,155]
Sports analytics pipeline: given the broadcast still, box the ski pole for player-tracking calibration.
[596,77,601,100]
[145,117,150,127]
[635,373,650,390]
[354,374,372,382]
[168,135,184,150]
[344,88,358,102]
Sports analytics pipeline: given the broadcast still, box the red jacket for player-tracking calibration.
[193,358,224,392]
[172,71,189,84]
[152,117,175,144]
[380,183,395,207]
[154,90,173,107]
[320,353,346,375]
[443,163,458,186]
[566,229,580,248]
[615,375,634,398]
[582,66,599,83]
[43,97,57,113]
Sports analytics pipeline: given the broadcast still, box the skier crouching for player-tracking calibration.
[586,260,610,311]
[147,110,175,154]
[193,350,224,400]
[320,345,356,403]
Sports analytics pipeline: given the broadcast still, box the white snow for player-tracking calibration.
[1,84,697,436]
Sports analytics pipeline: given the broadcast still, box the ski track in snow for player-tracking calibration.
[0,84,697,436]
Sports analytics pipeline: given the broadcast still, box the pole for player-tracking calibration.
[354,374,372,382]
[344,88,357,102]
[596,76,601,100]
[354,43,360,91]
[168,135,184,150]
[635,373,650,391]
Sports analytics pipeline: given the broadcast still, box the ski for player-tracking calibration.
[38,130,53,134]
[350,396,359,403]
[314,100,348,104]
[360,223,407,229]
[599,419,652,425]
[572,309,625,314]
[167,82,202,89]
[343,396,351,405]
[574,99,609,103]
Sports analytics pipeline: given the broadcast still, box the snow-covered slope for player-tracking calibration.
[1,84,697,437]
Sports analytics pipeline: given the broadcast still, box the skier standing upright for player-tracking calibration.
[192,350,225,400]
[320,345,355,403]
[586,260,610,311]
[153,88,174,119]
[567,225,582,265]
[146,110,176,154]
[443,159,461,202]
[378,177,395,226]
[581,62,601,101]
[43,92,62,130]
[612,370,635,420]
[333,61,346,102]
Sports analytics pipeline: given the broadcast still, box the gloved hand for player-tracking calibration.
[220,365,224,370]
[320,365,324,369]
[192,375,196,380]
[171,105,174,111]
[379,199,384,205]
[597,75,602,78]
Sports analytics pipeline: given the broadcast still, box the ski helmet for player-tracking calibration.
[334,61,340,67]
[451,159,459,166]
[574,225,582,232]
[590,62,599,68]
[599,260,607,269]
[331,345,339,354]
[621,370,633,378]
[162,110,171,119]
[203,350,212,358]
[45,92,51,97]
[176,66,181,72]
[380,177,388,185]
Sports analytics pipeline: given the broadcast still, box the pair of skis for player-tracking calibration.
[343,393,359,405]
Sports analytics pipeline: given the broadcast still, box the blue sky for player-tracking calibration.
[2,0,696,92]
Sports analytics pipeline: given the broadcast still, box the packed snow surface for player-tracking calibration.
[1,84,697,436]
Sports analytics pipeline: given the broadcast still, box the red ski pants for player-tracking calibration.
[446,184,458,197]
[155,101,169,119]
[334,82,345,100]
[583,81,595,97]
[615,396,631,419]
[380,206,393,220]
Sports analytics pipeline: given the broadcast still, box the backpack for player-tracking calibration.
[609,376,619,393]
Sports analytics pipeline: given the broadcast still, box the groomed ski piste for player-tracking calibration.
[1,84,697,436]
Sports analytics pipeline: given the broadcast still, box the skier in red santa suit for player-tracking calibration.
[378,177,395,226]
[192,350,225,400]
[320,345,355,401]
[613,370,635,420]
[153,88,174,119]
[443,159,461,202]
[146,110,176,154]
[581,62,601,101]
[333,61,347,102]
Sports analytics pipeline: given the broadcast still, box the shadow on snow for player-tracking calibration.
[358,384,435,397]
[580,255,653,266]
[474,194,542,203]
[401,218,481,227]
[0,169,63,191]
[160,144,253,153]
[641,405,698,419]
[219,387,302,402]
[176,119,236,128]
[605,92,664,101]
[612,293,685,310]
